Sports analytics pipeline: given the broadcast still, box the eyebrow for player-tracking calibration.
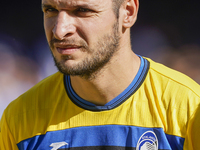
[41,2,98,11]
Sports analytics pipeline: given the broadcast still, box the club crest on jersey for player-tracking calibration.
[136,131,158,150]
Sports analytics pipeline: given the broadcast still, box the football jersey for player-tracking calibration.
[0,56,200,150]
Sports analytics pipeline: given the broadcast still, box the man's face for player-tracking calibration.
[42,0,121,79]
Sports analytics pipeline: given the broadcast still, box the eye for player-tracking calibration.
[44,7,58,13]
[77,7,91,13]
[42,6,58,17]
[74,7,95,17]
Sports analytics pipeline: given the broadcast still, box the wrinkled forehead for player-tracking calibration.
[42,0,111,9]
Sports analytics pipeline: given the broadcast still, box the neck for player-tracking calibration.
[70,49,141,106]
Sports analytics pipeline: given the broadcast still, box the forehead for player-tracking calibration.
[42,0,112,9]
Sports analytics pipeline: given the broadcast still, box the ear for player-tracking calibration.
[122,0,139,28]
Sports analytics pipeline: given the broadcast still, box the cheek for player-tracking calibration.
[79,19,115,46]
[76,19,107,40]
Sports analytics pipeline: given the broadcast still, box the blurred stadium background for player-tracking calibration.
[0,0,200,118]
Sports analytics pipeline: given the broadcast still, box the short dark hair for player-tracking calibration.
[112,0,125,18]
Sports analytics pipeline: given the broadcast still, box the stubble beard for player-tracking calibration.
[50,21,120,80]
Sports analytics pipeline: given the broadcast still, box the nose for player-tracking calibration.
[52,11,76,40]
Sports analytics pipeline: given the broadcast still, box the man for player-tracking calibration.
[0,0,200,149]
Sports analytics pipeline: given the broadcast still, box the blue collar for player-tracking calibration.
[64,56,149,111]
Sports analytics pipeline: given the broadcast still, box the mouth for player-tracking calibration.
[55,44,82,55]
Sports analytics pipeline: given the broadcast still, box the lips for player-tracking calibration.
[55,44,82,55]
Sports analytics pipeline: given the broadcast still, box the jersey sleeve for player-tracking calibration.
[0,111,19,150]
[184,103,200,150]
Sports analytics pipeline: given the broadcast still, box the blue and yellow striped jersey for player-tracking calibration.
[1,57,200,150]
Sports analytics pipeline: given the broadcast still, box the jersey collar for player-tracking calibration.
[64,56,149,111]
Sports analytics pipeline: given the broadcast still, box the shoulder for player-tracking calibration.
[1,72,68,144]
[3,72,65,120]
[143,57,200,118]
[143,58,200,146]
[146,57,200,97]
